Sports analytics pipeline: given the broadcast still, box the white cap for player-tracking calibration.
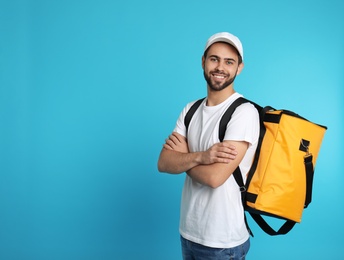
[204,32,244,61]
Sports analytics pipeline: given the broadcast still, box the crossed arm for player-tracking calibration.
[157,132,249,188]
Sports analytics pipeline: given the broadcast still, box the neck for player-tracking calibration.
[206,85,235,106]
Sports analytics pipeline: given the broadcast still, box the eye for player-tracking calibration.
[209,57,218,62]
[226,60,234,65]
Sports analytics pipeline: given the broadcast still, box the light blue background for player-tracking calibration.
[1,0,343,259]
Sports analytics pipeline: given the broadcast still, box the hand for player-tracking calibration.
[200,142,237,165]
[163,132,189,153]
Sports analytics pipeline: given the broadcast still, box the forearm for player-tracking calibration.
[157,132,239,176]
[187,140,249,188]
[187,163,231,188]
[157,148,202,174]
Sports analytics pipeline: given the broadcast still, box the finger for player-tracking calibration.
[172,132,185,143]
[218,151,237,159]
[218,144,237,155]
[222,147,238,155]
[171,133,185,144]
[168,134,180,145]
[163,143,173,150]
[213,157,230,164]
[165,139,176,147]
[220,142,236,150]
[165,139,175,148]
[214,150,236,159]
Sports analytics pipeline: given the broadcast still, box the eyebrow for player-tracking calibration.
[208,55,237,63]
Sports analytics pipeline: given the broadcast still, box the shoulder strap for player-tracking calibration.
[184,98,205,133]
[218,97,255,236]
[226,100,275,236]
[186,97,256,136]
[218,97,251,142]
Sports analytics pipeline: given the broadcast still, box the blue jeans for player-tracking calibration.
[181,236,250,260]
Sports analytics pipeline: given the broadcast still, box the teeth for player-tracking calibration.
[214,75,225,79]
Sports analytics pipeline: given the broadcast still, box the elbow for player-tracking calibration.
[157,149,173,173]
[158,160,183,174]
[157,158,173,173]
[157,150,168,173]
[157,159,166,173]
[208,182,222,189]
[207,176,225,189]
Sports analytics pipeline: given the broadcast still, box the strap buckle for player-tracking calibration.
[300,139,312,159]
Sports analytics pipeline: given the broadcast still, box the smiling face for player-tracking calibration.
[202,42,244,92]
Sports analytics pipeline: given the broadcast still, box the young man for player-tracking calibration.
[158,32,259,259]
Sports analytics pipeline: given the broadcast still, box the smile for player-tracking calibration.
[212,73,227,79]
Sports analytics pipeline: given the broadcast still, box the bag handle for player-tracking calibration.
[249,213,296,236]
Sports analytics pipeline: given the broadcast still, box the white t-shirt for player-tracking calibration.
[173,92,259,248]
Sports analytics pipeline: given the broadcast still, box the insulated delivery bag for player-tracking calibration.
[184,97,327,236]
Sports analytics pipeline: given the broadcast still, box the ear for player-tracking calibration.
[236,62,244,76]
[202,56,205,69]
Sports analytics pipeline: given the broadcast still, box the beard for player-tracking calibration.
[203,69,237,92]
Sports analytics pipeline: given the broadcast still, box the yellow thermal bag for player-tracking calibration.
[185,97,328,236]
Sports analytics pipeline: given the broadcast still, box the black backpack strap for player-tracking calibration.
[218,97,254,236]
[304,154,314,208]
[184,98,205,133]
[218,97,250,142]
[249,213,296,236]
[244,105,272,186]
[233,167,254,237]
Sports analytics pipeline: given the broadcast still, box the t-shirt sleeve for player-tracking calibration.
[223,102,260,146]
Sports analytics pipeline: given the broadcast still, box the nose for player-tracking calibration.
[215,60,225,71]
